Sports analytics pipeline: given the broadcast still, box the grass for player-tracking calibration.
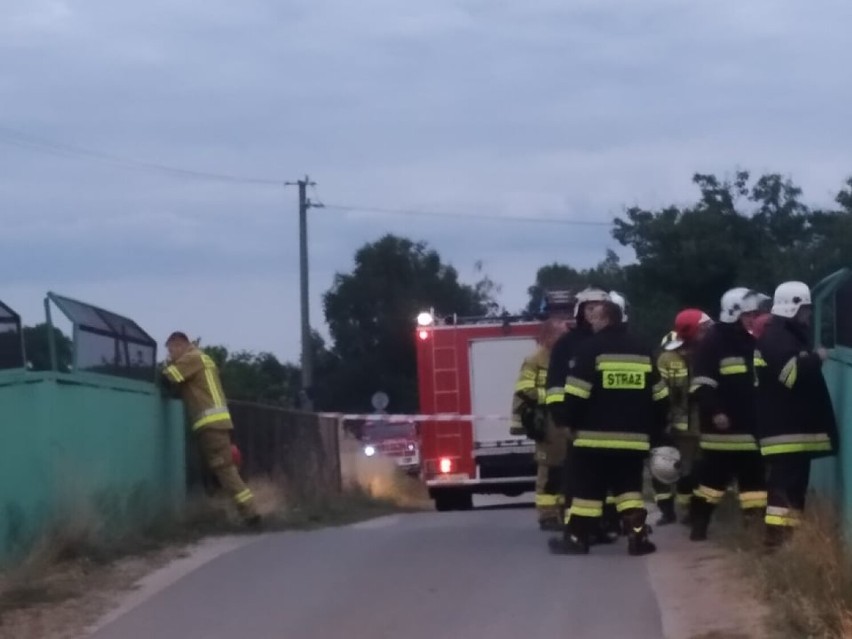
[717,494,852,639]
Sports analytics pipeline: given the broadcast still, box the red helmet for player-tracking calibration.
[673,308,713,344]
[231,444,243,468]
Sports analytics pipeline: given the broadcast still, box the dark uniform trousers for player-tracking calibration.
[694,449,767,511]
[567,449,646,534]
[765,454,811,528]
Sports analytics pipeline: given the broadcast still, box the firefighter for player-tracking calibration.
[161,331,261,527]
[755,281,838,548]
[548,300,668,556]
[688,288,767,542]
[545,286,610,533]
[653,309,713,525]
[512,290,575,530]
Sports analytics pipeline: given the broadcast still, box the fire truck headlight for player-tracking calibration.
[407,444,415,452]
[416,311,434,327]
[439,457,453,474]
[364,445,376,457]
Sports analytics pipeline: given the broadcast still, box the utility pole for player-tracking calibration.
[285,175,321,411]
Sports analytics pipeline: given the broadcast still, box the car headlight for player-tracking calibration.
[364,445,376,457]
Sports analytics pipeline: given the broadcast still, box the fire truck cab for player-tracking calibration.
[414,310,540,511]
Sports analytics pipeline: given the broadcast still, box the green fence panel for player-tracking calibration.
[0,370,185,564]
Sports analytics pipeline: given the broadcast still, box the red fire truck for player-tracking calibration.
[414,310,541,511]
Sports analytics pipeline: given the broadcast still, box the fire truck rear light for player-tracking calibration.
[418,329,429,340]
[439,457,453,474]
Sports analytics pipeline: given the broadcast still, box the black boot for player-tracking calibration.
[656,497,676,526]
[689,497,714,542]
[625,509,656,556]
[549,518,590,555]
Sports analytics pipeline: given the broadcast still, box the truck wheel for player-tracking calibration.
[434,492,454,512]
[433,491,473,512]
[454,492,473,511]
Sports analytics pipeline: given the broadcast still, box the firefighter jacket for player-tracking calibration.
[162,346,233,431]
[656,347,691,434]
[511,347,549,436]
[689,323,757,452]
[755,316,837,458]
[562,324,669,452]
[545,325,593,426]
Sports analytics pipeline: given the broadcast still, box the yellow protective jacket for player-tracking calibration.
[511,347,549,435]
[656,348,691,434]
[162,346,233,431]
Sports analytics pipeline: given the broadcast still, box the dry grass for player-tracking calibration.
[0,466,426,637]
[720,495,852,639]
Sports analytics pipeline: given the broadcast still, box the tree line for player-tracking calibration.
[19,170,852,414]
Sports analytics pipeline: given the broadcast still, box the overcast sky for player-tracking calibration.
[2,0,851,363]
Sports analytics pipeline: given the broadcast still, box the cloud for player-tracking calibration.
[1,0,851,362]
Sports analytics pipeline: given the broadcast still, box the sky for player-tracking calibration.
[2,0,851,364]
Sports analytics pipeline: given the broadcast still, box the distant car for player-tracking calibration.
[360,419,421,476]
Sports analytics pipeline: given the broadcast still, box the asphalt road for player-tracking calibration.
[90,498,669,639]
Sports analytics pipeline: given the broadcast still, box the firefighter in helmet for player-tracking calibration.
[755,281,838,548]
[652,309,713,525]
[549,299,668,556]
[512,290,575,530]
[162,331,261,528]
[689,288,767,541]
[545,286,610,532]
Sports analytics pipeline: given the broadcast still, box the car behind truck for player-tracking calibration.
[414,311,540,511]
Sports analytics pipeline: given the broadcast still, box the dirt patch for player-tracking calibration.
[646,507,771,639]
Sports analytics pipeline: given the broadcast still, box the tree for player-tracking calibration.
[320,234,497,413]
[22,324,73,371]
[201,345,301,406]
[525,250,626,315]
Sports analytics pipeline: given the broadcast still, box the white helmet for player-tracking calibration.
[573,286,609,316]
[719,287,761,324]
[771,281,812,318]
[609,290,628,322]
[649,446,681,484]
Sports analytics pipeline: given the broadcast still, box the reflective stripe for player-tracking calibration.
[754,350,767,368]
[515,380,536,392]
[201,353,225,407]
[536,388,547,404]
[676,493,692,506]
[739,491,768,509]
[652,381,669,401]
[765,505,801,527]
[699,433,758,451]
[545,387,565,404]
[564,376,592,399]
[779,357,798,388]
[720,357,747,375]
[615,491,645,512]
[192,407,232,431]
[694,485,725,504]
[596,354,652,365]
[536,494,561,507]
[760,433,832,456]
[574,430,650,451]
[673,420,689,432]
[605,495,618,506]
[164,365,185,383]
[234,489,254,504]
[690,376,718,392]
[569,498,603,518]
[655,492,673,501]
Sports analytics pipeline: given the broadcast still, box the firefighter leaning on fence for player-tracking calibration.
[161,331,261,528]
[653,309,713,526]
[688,288,767,542]
[545,286,610,533]
[512,291,575,530]
[549,299,668,556]
[755,281,838,549]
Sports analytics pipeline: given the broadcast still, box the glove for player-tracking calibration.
[519,403,546,442]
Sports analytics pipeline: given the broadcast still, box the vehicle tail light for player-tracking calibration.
[418,329,429,341]
[439,457,453,474]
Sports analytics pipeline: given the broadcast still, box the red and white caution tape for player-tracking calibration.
[318,412,511,422]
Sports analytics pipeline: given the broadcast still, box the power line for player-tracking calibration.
[0,126,282,186]
[1,126,615,227]
[321,203,612,227]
